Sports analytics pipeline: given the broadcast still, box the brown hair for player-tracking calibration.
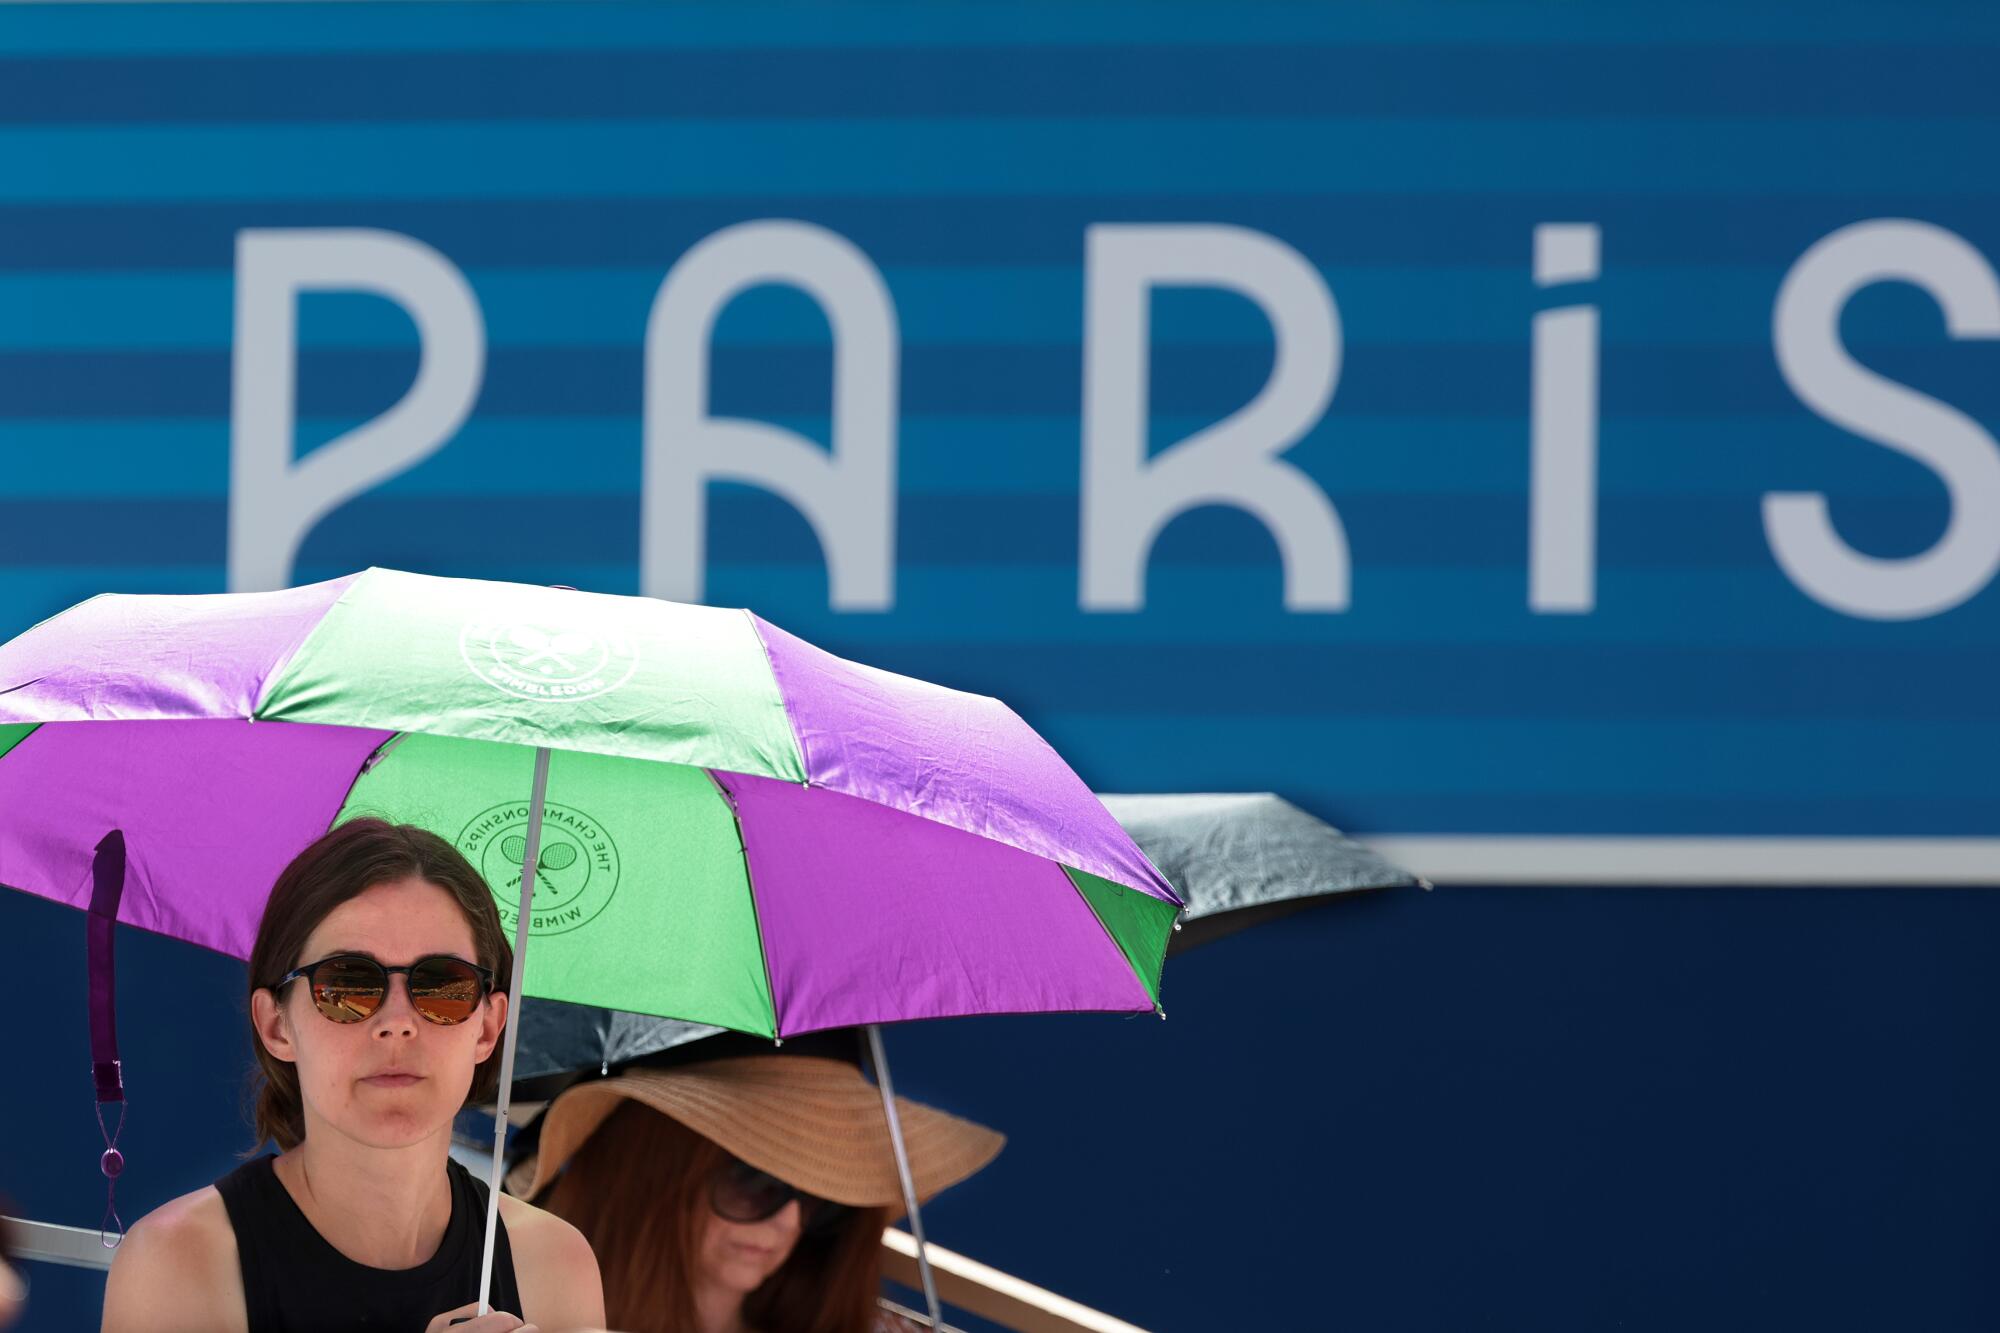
[245,817,513,1151]
[537,1101,890,1333]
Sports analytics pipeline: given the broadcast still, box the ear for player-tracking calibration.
[474,989,508,1065]
[251,986,298,1064]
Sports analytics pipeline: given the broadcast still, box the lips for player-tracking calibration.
[360,1073,423,1088]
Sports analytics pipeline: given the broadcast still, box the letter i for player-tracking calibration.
[1530,223,1601,612]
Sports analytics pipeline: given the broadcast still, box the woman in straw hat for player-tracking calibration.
[513,1054,1004,1333]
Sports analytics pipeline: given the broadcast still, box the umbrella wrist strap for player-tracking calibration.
[88,831,128,1244]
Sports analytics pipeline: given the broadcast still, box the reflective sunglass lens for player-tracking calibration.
[408,957,484,1025]
[310,957,386,1022]
[713,1161,794,1223]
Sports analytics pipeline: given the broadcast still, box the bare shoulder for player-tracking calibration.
[495,1189,593,1265]
[100,1185,247,1333]
[497,1192,604,1332]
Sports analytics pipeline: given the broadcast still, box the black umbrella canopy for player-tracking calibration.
[1102,792,1423,949]
[502,793,1418,1093]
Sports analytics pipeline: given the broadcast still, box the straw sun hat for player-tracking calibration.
[509,1055,1005,1208]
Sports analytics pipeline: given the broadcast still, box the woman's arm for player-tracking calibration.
[497,1194,605,1333]
[100,1188,248,1333]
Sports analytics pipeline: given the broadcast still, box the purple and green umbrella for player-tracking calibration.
[0,566,1182,1318]
[0,566,1179,1032]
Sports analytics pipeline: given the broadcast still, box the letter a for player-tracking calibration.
[643,221,897,609]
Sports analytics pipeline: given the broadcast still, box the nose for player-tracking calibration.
[367,973,420,1038]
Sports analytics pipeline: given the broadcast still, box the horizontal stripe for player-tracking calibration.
[0,416,1957,499]
[5,342,1996,418]
[1,3,1989,58]
[6,47,2000,124]
[0,263,1961,351]
[680,567,2000,647]
[0,493,1963,573]
[1,565,1992,650]
[1031,715,2000,798]
[1270,794,2000,838]
[788,641,2000,722]
[3,195,1994,270]
[2,117,1996,202]
[1362,837,2000,885]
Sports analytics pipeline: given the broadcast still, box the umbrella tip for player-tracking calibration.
[773,1037,784,1048]
[1155,1004,1166,1021]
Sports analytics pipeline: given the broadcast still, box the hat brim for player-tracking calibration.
[510,1055,1004,1209]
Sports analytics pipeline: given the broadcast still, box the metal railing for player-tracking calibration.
[879,1227,1151,1333]
[7,1215,116,1270]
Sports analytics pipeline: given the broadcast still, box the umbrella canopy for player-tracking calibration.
[504,791,1418,1085]
[0,567,1181,1036]
[1101,792,1420,949]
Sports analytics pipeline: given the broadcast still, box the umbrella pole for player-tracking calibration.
[476,744,551,1315]
[865,1023,944,1330]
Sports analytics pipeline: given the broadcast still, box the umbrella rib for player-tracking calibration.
[701,769,782,1043]
[740,610,813,785]
[358,731,410,774]
[247,568,370,718]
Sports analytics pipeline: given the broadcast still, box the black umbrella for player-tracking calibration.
[502,793,1418,1091]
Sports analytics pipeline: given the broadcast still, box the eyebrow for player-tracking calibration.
[305,949,476,964]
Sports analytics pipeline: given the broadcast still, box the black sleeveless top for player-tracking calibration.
[214,1153,524,1332]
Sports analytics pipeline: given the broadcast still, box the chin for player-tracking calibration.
[329,1095,455,1149]
[723,1260,783,1294]
[350,1118,448,1150]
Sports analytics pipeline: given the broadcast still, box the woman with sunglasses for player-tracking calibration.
[100,818,606,1333]
[514,1054,1003,1333]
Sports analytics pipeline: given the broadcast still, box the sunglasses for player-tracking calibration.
[710,1155,854,1234]
[276,953,495,1026]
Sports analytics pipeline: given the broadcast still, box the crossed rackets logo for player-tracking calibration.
[459,615,640,701]
[501,834,578,875]
[457,801,622,938]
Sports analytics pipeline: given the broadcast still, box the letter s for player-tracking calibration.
[1768,219,2000,620]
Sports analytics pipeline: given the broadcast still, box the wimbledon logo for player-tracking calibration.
[458,801,622,937]
[459,617,640,701]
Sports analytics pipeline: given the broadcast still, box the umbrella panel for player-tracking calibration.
[341,733,778,1038]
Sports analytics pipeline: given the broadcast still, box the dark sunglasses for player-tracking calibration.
[275,953,495,1026]
[710,1155,854,1234]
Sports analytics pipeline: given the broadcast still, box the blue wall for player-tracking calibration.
[2,1,1997,837]
[4,2,1999,1328]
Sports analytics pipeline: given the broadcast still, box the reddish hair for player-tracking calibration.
[537,1100,890,1333]
[245,817,514,1151]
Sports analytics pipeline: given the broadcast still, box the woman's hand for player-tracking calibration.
[423,1302,539,1333]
